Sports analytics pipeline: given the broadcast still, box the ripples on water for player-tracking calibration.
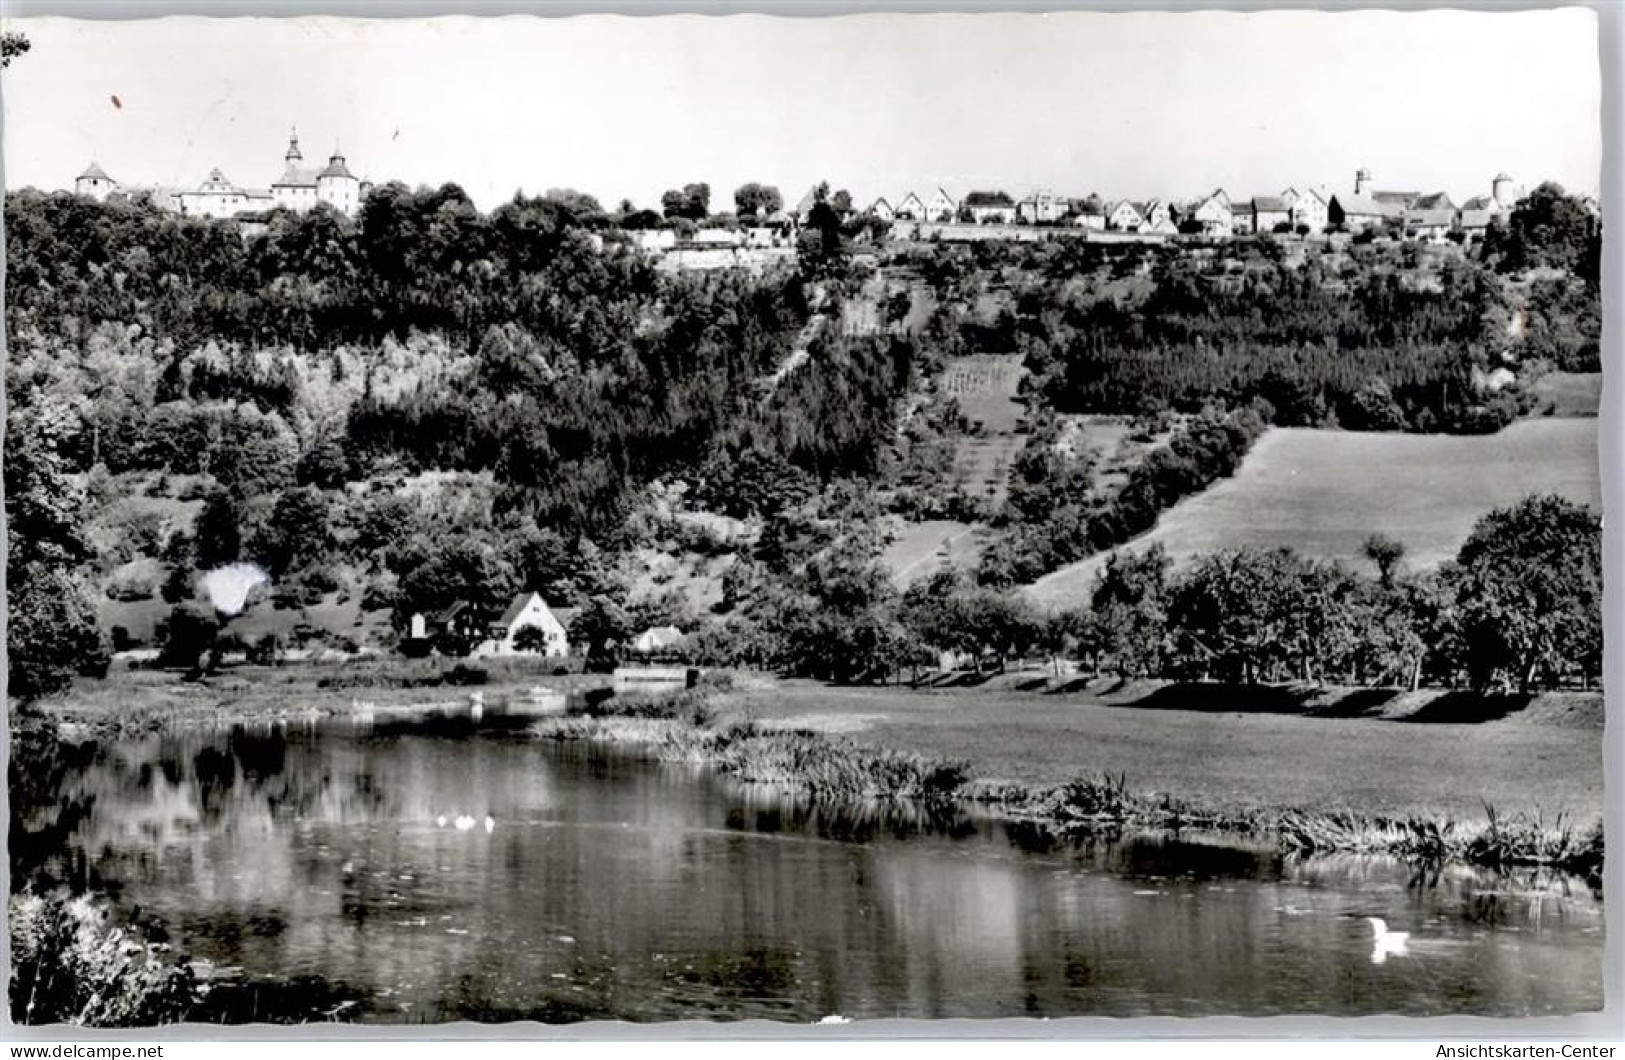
[18,708,1606,1023]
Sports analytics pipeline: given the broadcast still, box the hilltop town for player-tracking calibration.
[68,130,1602,262]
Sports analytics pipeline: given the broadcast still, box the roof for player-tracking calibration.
[1372,191,1420,207]
[274,165,319,188]
[1458,209,1495,229]
[1332,193,1402,218]
[636,626,688,648]
[318,153,355,180]
[552,607,580,631]
[1229,202,1252,216]
[1253,196,1290,213]
[1461,195,1494,211]
[496,591,549,629]
[1407,208,1456,228]
[1411,192,1455,211]
[78,161,113,182]
[964,190,1015,207]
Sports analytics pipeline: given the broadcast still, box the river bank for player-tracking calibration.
[534,683,1605,882]
[16,663,1606,880]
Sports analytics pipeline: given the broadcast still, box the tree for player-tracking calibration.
[1361,533,1406,587]
[1483,182,1598,275]
[568,594,631,660]
[733,183,783,220]
[157,602,220,672]
[6,403,109,699]
[1,31,30,68]
[1444,494,1601,691]
[511,625,551,654]
[660,183,711,221]
[1089,545,1170,677]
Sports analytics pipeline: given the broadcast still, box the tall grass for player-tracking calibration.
[537,691,1605,880]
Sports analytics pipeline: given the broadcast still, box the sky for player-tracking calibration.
[0,9,1604,212]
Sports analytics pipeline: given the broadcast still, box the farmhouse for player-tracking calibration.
[478,592,574,658]
[963,190,1017,224]
[1457,207,1495,241]
[410,592,575,658]
[1228,201,1255,235]
[1327,193,1399,232]
[866,197,895,221]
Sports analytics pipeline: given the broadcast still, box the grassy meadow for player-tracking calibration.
[1024,417,1600,607]
[730,680,1604,824]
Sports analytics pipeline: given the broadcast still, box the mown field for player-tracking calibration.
[734,680,1604,823]
[1024,417,1601,607]
[881,519,983,587]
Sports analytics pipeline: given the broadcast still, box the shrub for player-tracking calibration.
[246,632,286,665]
[9,892,198,1026]
[105,568,158,602]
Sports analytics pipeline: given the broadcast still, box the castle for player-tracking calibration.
[74,130,371,220]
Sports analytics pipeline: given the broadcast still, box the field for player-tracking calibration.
[1024,418,1600,607]
[881,519,983,587]
[1530,371,1603,416]
[939,353,1026,504]
[735,681,1604,823]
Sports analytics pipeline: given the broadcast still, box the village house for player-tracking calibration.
[893,192,927,221]
[1281,187,1329,233]
[1186,189,1233,236]
[924,187,958,223]
[1139,200,1174,230]
[1228,201,1255,235]
[963,190,1017,224]
[1018,189,1069,224]
[410,592,576,658]
[866,196,895,222]
[1069,200,1107,230]
[1105,200,1144,231]
[1456,207,1495,242]
[1406,207,1458,243]
[1251,195,1293,234]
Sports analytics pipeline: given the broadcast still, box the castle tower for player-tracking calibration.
[75,161,117,202]
[1355,167,1372,196]
[316,147,360,216]
[1492,172,1515,211]
[285,128,303,166]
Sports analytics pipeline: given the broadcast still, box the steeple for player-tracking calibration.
[286,127,303,165]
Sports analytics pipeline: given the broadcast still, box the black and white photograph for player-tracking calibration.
[0,5,1610,1030]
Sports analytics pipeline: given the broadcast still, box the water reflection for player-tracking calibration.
[23,718,1606,1022]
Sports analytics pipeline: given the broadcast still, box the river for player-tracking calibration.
[28,710,1605,1022]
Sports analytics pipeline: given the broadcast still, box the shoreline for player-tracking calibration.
[16,665,1605,883]
[529,699,1605,884]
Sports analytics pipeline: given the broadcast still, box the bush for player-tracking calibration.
[10,892,198,1026]
[246,632,286,665]
[104,568,158,602]
[157,603,219,669]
